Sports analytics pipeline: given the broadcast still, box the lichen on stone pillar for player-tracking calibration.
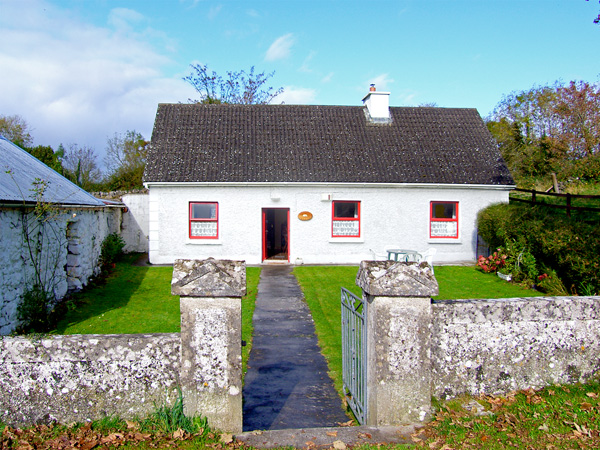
[356,260,439,298]
[172,258,246,298]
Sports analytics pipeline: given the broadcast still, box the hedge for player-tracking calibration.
[477,203,599,295]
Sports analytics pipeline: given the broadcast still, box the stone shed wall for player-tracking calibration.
[0,206,120,335]
[431,296,600,399]
[0,333,180,427]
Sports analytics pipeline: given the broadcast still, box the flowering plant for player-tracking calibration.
[476,250,507,273]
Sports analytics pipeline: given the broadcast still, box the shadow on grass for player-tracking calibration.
[53,254,154,334]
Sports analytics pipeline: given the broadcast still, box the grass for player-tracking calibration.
[432,265,542,300]
[1,391,219,450]
[418,380,600,449]
[293,265,544,400]
[55,254,179,334]
[51,254,260,374]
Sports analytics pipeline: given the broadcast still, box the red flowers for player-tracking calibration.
[477,250,508,273]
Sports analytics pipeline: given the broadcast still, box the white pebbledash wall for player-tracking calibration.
[121,193,149,253]
[147,183,510,265]
[0,206,120,335]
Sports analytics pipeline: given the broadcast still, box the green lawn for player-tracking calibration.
[55,257,179,335]
[53,255,260,373]
[293,264,544,399]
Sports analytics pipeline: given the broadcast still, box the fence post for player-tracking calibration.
[567,193,572,217]
[356,260,439,426]
[172,258,246,434]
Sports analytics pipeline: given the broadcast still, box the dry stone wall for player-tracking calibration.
[0,333,180,427]
[431,296,600,399]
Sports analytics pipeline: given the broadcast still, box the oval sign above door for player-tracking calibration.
[298,211,313,221]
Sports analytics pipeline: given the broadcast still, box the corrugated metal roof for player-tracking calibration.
[0,135,105,206]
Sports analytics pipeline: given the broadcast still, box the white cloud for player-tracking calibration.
[299,51,316,73]
[265,33,295,62]
[0,0,196,166]
[208,5,222,20]
[274,87,317,105]
[396,89,419,106]
[321,72,334,83]
[108,8,146,31]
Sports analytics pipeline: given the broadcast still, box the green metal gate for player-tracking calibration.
[341,287,367,425]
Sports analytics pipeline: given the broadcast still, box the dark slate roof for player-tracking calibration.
[0,135,104,206]
[144,103,514,186]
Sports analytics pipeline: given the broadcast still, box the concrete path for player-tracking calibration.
[242,265,349,431]
[236,425,415,448]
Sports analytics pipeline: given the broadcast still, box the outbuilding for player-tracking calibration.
[144,89,514,265]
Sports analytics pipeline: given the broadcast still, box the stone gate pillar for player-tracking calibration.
[172,258,246,434]
[356,260,438,426]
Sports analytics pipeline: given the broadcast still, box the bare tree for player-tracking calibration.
[184,64,284,104]
[585,0,600,24]
[62,144,102,191]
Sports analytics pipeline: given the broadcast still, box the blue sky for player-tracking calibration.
[1,0,599,167]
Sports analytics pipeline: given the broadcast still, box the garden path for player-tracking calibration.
[242,265,349,431]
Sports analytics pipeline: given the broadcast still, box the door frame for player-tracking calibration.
[261,208,290,262]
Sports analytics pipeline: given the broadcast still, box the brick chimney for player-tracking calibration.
[362,85,391,124]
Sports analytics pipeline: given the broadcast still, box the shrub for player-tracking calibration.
[477,203,600,295]
[564,153,600,182]
[536,268,568,295]
[16,284,55,333]
[100,233,125,266]
[503,240,538,283]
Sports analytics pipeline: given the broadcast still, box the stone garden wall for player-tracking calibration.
[0,333,180,426]
[0,258,245,433]
[431,295,600,399]
[1,259,599,432]
[356,261,600,426]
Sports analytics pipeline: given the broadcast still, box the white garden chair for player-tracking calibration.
[416,248,437,273]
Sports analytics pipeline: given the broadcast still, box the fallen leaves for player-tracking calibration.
[0,421,220,450]
[336,419,353,427]
[332,439,346,449]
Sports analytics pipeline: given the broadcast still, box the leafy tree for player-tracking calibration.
[487,80,600,183]
[62,144,102,191]
[184,64,284,104]
[25,144,65,174]
[0,114,33,148]
[550,81,600,159]
[104,130,149,190]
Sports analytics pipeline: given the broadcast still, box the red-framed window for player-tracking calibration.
[430,201,458,238]
[189,202,218,239]
[332,201,361,237]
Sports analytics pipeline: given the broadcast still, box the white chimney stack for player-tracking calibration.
[362,84,391,123]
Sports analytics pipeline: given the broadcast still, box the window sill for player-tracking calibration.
[329,237,364,243]
[186,239,222,245]
[428,238,461,244]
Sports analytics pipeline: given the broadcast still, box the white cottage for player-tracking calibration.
[144,90,514,265]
